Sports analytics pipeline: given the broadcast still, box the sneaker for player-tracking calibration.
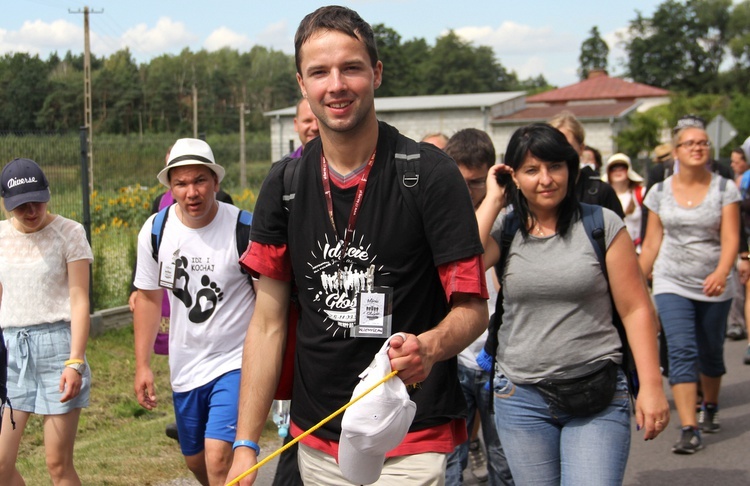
[165,422,179,442]
[727,323,746,341]
[468,439,489,482]
[744,346,750,365]
[698,405,720,433]
[672,427,703,454]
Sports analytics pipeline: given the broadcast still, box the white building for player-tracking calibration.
[265,71,670,163]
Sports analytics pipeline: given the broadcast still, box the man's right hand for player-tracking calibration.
[134,367,157,410]
[226,447,259,486]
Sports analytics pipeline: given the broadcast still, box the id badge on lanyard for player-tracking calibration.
[353,264,393,338]
[159,249,180,289]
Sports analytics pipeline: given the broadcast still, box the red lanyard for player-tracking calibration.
[320,148,377,257]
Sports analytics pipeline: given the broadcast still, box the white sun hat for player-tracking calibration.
[157,138,225,188]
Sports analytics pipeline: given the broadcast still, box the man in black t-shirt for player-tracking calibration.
[228,6,488,486]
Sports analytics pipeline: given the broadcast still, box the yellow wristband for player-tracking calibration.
[64,359,84,366]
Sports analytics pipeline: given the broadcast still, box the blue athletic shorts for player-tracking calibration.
[4,321,91,414]
[173,369,240,456]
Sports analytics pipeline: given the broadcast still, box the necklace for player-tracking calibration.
[534,223,544,236]
[687,200,693,207]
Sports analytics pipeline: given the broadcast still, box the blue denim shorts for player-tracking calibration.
[173,369,240,456]
[4,321,91,414]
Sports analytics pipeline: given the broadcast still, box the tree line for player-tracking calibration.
[0,23,549,137]
[1,0,750,150]
[580,0,750,156]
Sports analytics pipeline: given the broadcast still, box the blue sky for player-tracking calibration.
[4,0,666,87]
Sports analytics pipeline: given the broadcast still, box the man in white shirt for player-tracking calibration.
[133,138,255,486]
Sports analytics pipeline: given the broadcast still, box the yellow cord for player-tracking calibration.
[225,369,399,486]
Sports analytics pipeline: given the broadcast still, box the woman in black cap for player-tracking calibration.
[0,158,93,485]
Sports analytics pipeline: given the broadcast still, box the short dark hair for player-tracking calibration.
[444,129,496,170]
[294,6,379,74]
[732,146,747,162]
[583,145,602,170]
[504,123,580,237]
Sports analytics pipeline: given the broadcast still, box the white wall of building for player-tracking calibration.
[269,109,645,165]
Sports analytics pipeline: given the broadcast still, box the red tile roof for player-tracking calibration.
[527,74,670,104]
[493,102,639,123]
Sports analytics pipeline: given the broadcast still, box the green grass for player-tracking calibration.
[14,325,279,485]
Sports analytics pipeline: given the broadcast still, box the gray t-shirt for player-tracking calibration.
[490,208,625,384]
[644,174,740,302]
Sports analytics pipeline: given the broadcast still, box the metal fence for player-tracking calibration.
[0,129,273,311]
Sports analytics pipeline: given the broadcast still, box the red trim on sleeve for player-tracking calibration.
[437,254,489,303]
[238,241,293,281]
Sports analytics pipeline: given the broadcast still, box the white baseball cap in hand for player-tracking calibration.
[338,333,417,485]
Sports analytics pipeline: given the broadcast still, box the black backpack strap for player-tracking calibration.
[478,210,521,414]
[281,156,302,215]
[150,205,172,261]
[394,135,422,224]
[580,203,640,403]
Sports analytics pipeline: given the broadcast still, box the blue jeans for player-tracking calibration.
[493,369,631,486]
[446,364,514,486]
[654,293,730,385]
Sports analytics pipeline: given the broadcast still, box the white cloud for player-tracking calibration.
[255,20,293,53]
[454,21,576,56]
[0,19,81,57]
[120,17,196,55]
[205,27,253,51]
[603,26,632,76]
[513,55,546,80]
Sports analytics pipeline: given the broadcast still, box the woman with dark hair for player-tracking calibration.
[476,123,668,484]
[640,122,740,454]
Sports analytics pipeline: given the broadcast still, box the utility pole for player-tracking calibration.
[239,85,247,189]
[70,6,102,192]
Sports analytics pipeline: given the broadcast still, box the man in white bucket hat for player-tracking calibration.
[133,138,256,485]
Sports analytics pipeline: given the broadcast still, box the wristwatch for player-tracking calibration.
[66,362,87,375]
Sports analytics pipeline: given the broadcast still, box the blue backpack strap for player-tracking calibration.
[236,209,254,280]
[741,172,750,198]
[150,206,171,262]
[236,209,253,255]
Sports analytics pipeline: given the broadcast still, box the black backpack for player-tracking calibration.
[478,203,639,410]
[281,133,423,222]
[271,133,423,399]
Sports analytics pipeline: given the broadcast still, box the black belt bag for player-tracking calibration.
[536,360,618,417]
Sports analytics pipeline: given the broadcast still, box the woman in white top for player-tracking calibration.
[640,122,740,454]
[0,158,93,485]
[605,153,645,252]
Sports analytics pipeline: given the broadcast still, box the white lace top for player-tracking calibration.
[0,216,93,328]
